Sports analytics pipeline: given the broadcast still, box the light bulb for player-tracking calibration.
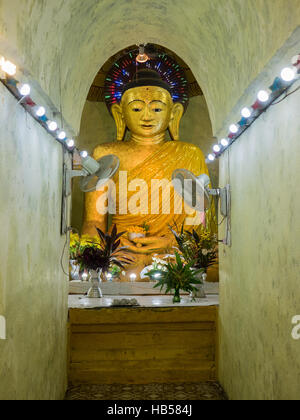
[130,273,137,282]
[257,90,269,102]
[58,131,66,140]
[1,60,16,76]
[229,124,238,134]
[241,107,252,118]
[280,67,296,82]
[81,151,88,158]
[66,139,75,148]
[213,144,221,153]
[136,53,149,63]
[208,154,215,161]
[18,83,31,96]
[47,120,58,131]
[81,272,88,281]
[36,106,46,117]
[136,45,149,63]
[221,138,229,147]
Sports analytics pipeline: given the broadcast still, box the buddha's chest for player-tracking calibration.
[117,145,162,172]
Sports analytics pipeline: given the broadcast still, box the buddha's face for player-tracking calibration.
[121,86,173,138]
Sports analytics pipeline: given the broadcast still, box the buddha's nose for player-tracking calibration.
[141,106,153,121]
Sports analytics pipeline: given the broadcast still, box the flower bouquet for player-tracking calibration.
[145,252,203,303]
[76,225,133,297]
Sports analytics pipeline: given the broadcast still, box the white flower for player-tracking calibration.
[152,257,168,266]
[202,249,209,256]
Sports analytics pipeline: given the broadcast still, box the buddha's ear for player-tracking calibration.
[169,102,184,141]
[111,103,126,141]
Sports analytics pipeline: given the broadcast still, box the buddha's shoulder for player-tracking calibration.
[169,141,205,156]
[93,141,128,159]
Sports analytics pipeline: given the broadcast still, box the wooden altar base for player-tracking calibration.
[68,303,218,385]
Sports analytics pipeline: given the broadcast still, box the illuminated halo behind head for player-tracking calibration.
[104,48,189,114]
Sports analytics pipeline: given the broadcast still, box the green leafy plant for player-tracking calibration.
[76,224,133,273]
[146,252,204,302]
[170,223,217,271]
[110,265,122,276]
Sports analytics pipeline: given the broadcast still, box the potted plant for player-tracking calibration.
[76,225,133,298]
[70,233,100,281]
[184,228,218,273]
[170,223,218,297]
[145,252,203,303]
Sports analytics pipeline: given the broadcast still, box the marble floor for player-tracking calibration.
[65,382,227,400]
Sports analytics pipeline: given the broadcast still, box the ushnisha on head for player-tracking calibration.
[111,69,184,141]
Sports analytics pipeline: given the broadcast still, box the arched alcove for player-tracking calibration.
[0,0,299,401]
[71,44,218,232]
[1,1,299,134]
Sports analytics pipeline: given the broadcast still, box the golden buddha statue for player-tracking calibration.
[82,69,217,281]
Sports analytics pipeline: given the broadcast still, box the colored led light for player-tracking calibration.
[1,59,16,76]
[280,67,296,82]
[229,124,239,134]
[66,139,75,148]
[47,120,58,131]
[257,90,269,102]
[58,131,66,140]
[208,154,215,161]
[36,106,46,117]
[241,107,252,118]
[221,138,229,147]
[18,83,31,96]
[213,144,221,153]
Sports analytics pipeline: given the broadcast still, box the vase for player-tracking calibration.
[190,271,207,299]
[70,260,80,280]
[87,269,103,298]
[128,232,145,241]
[173,287,181,303]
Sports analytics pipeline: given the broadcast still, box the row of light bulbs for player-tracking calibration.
[207,55,300,162]
[0,55,75,150]
[1,53,299,162]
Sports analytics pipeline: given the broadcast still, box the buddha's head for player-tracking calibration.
[111,70,184,141]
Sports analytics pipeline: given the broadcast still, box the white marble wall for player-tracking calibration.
[218,30,300,400]
[0,84,69,400]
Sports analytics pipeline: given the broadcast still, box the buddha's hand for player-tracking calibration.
[120,235,174,254]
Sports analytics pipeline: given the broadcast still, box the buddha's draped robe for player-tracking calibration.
[85,141,216,237]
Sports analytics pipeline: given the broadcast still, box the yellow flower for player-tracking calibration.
[80,234,101,248]
[127,226,146,234]
[70,233,80,248]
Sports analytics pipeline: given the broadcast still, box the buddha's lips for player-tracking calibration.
[141,124,154,129]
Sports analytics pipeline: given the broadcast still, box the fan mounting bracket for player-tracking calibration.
[64,167,88,197]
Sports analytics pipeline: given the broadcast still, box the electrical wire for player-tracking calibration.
[60,223,80,277]
[60,229,71,277]
[271,84,300,106]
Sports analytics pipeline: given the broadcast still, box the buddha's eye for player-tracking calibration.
[132,108,142,112]
[153,108,162,112]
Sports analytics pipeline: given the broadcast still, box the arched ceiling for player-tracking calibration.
[0,0,299,133]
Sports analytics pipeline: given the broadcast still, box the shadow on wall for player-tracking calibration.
[71,95,218,232]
